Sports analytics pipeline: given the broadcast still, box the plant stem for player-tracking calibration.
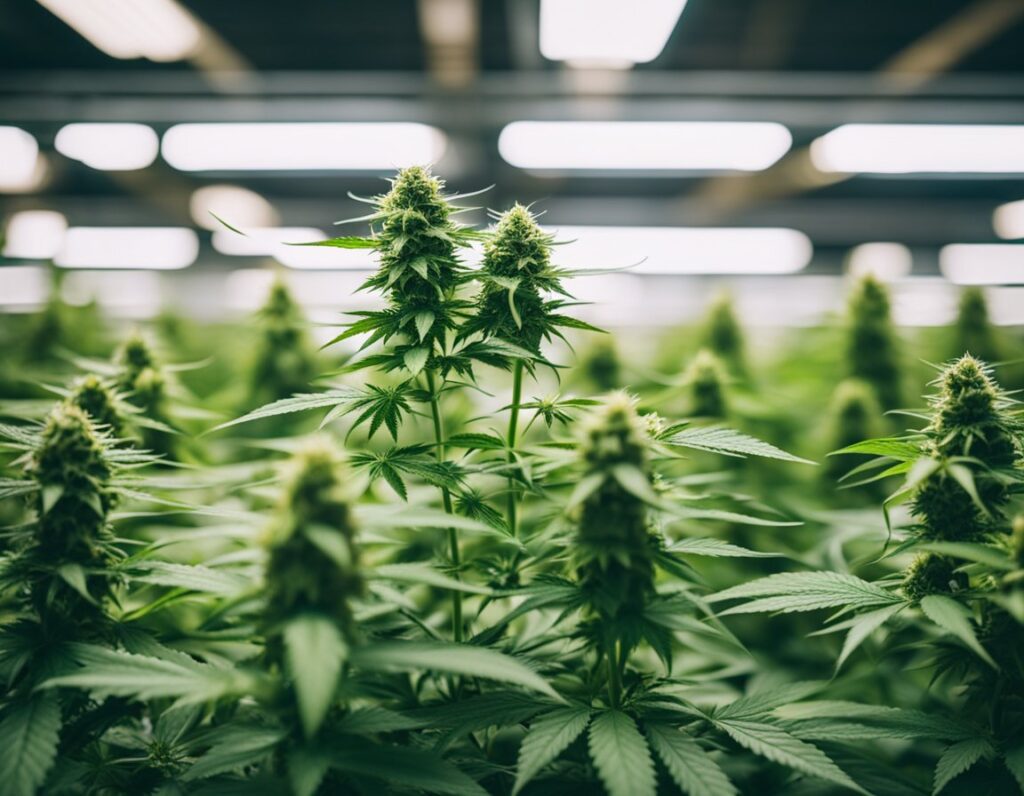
[505,360,524,538]
[607,641,622,708]
[426,369,462,642]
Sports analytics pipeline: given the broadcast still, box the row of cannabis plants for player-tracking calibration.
[0,166,1021,795]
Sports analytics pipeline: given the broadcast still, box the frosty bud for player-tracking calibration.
[67,374,124,437]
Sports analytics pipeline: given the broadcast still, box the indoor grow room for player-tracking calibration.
[1,2,1024,795]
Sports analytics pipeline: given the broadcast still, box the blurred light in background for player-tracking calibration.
[0,266,48,307]
[812,124,1024,174]
[890,279,958,326]
[540,0,687,68]
[212,227,325,256]
[56,227,199,270]
[846,242,913,281]
[275,242,378,270]
[36,0,202,62]
[500,121,791,172]
[55,123,159,170]
[549,226,812,274]
[162,123,447,171]
[190,185,279,230]
[940,244,1024,284]
[62,270,163,317]
[2,210,68,260]
[0,126,43,192]
[993,199,1024,239]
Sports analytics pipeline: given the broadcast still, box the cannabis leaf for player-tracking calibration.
[0,693,61,796]
[588,711,657,796]
[646,723,737,796]
[710,572,904,615]
[514,707,591,794]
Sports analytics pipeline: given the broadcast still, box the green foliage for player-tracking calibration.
[702,291,747,377]
[249,279,318,405]
[683,349,729,417]
[954,287,1001,365]
[845,274,902,410]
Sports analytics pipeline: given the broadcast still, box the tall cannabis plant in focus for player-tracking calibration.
[845,274,902,411]
[714,354,1024,792]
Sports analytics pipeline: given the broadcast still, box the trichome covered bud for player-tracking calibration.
[463,203,563,357]
[845,275,901,410]
[67,374,125,437]
[23,403,119,626]
[912,355,1020,541]
[901,554,960,602]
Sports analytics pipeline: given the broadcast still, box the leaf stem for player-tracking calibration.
[607,641,622,708]
[426,369,462,642]
[505,360,525,538]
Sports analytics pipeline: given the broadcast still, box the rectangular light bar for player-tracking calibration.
[55,123,159,171]
[540,0,688,67]
[0,266,48,306]
[548,226,812,274]
[940,244,1024,285]
[811,124,1024,174]
[56,227,199,270]
[0,126,41,192]
[162,123,447,172]
[36,0,201,62]
[994,199,1024,239]
[845,242,912,281]
[499,122,791,172]
[2,211,68,260]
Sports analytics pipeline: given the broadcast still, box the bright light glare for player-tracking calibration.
[55,123,159,170]
[891,279,957,327]
[993,199,1024,240]
[162,123,447,171]
[0,127,41,191]
[811,125,1024,174]
[940,244,1024,285]
[986,288,1024,325]
[191,185,278,231]
[56,228,199,270]
[548,226,812,274]
[0,266,48,306]
[61,270,163,317]
[499,122,791,171]
[540,0,687,67]
[36,0,202,62]
[2,211,68,260]
[846,243,912,281]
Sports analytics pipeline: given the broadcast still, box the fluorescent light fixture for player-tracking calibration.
[811,124,1024,174]
[62,270,163,317]
[548,226,812,274]
[993,199,1024,240]
[940,244,1024,285]
[846,243,912,281]
[0,126,41,192]
[2,211,68,260]
[986,287,1024,325]
[162,123,447,172]
[191,185,278,231]
[56,227,198,270]
[55,123,159,171]
[212,227,325,256]
[36,0,202,62]
[0,266,48,306]
[499,121,791,172]
[540,0,687,67]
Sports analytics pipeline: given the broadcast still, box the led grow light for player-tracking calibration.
[0,126,41,192]
[55,123,159,171]
[56,227,199,270]
[993,199,1024,240]
[940,244,1024,285]
[2,211,68,260]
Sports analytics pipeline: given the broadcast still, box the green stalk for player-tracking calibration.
[606,641,622,708]
[426,369,462,642]
[505,360,524,538]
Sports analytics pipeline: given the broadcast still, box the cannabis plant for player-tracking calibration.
[845,274,902,411]
[682,348,730,418]
[821,378,883,487]
[702,291,747,378]
[248,278,318,407]
[954,287,1002,366]
[712,355,1024,792]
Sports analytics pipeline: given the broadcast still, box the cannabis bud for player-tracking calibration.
[263,444,362,640]
[24,403,119,624]
[702,292,747,377]
[580,338,622,392]
[67,374,125,437]
[683,349,729,418]
[575,393,656,626]
[901,554,960,602]
[463,203,563,357]
[251,279,317,404]
[955,287,1000,365]
[845,275,901,410]
[913,355,1019,541]
[824,379,882,483]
